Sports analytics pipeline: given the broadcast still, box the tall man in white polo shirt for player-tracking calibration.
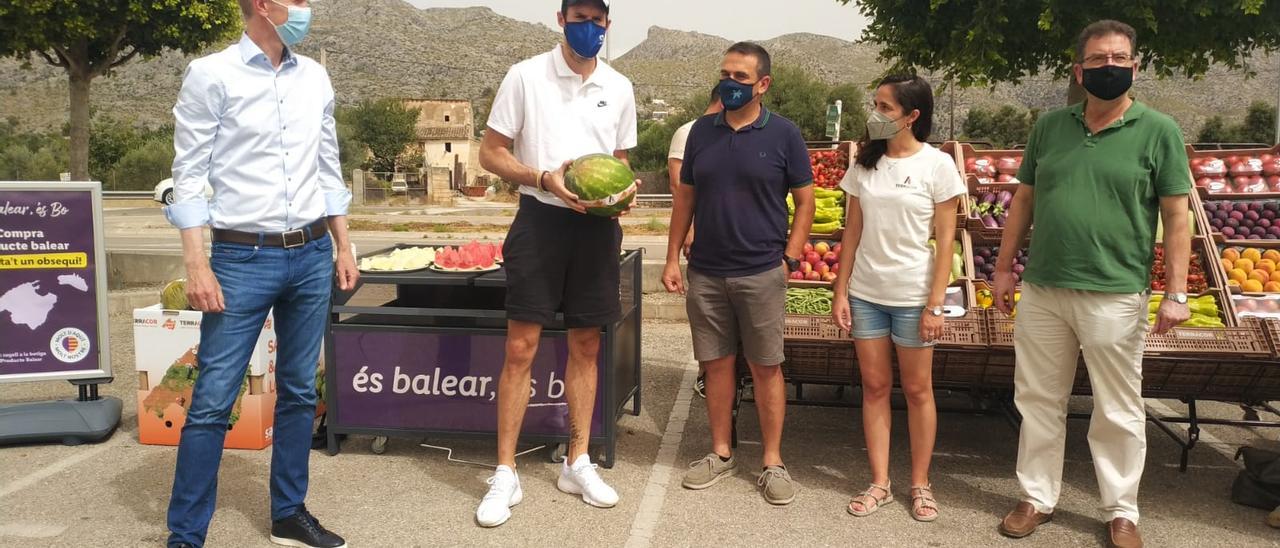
[163,1,357,547]
[474,0,637,528]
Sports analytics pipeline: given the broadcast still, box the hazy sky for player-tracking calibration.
[409,0,870,58]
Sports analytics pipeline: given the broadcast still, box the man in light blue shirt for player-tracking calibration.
[163,1,356,547]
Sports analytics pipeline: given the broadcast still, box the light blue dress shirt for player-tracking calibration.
[165,34,350,232]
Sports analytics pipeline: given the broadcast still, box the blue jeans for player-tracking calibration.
[167,234,333,547]
[849,296,932,348]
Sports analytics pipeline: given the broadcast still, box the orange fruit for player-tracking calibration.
[1236,258,1256,272]
[1243,248,1263,263]
[1251,270,1271,283]
[1264,249,1280,263]
[1243,279,1265,293]
[1266,282,1280,293]
[1223,248,1241,262]
[1229,268,1249,283]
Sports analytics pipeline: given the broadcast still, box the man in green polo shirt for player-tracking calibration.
[992,20,1191,548]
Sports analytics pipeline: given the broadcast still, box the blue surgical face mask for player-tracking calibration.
[564,20,606,59]
[271,0,312,46]
[718,78,758,111]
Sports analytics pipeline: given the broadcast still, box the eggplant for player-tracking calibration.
[996,190,1013,209]
[995,213,1007,226]
[981,214,999,228]
[981,192,996,205]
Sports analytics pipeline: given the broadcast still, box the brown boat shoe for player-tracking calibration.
[999,501,1053,538]
[1108,518,1143,548]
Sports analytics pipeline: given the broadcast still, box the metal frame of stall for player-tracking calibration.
[322,246,644,468]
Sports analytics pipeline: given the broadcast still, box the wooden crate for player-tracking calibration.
[1186,144,1280,200]
[1200,197,1280,248]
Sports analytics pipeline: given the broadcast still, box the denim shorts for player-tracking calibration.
[850,296,933,348]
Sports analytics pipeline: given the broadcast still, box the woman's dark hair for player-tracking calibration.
[855,74,934,169]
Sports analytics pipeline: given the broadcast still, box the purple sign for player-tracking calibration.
[0,187,105,379]
[332,329,605,436]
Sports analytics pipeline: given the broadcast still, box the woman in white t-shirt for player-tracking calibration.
[830,74,965,522]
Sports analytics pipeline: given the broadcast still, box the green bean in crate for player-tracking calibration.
[785,288,834,315]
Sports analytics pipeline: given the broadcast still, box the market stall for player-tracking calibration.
[323,243,643,467]
[734,141,1280,470]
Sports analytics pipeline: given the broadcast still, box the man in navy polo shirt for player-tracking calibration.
[662,41,815,505]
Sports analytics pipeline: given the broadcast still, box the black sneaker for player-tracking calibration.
[269,506,346,548]
[694,373,706,398]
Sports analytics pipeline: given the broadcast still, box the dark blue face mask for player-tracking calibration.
[565,20,606,59]
[718,78,758,111]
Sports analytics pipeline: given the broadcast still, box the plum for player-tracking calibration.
[1254,227,1268,236]
[1236,202,1250,213]
[1231,211,1245,221]
[1261,218,1273,229]
[1247,210,1261,222]
[1215,210,1229,221]
[1269,226,1280,237]
[974,255,986,267]
[1222,226,1237,238]
[1227,218,1241,228]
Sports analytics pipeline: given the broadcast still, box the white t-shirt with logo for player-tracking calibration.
[668,120,696,160]
[839,143,966,307]
[487,44,638,209]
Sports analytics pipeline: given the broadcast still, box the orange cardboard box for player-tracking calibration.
[133,305,277,449]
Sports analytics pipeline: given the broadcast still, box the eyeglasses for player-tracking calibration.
[1082,53,1134,67]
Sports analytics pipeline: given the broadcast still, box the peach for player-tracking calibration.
[1229,268,1249,284]
[1243,279,1265,293]
[1243,248,1263,263]
[1264,249,1280,263]
[1223,248,1241,263]
[1236,258,1256,272]
[1266,282,1280,293]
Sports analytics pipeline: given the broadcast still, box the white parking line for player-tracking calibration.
[0,435,122,500]
[625,357,698,548]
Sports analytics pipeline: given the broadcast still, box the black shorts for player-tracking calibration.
[503,195,623,328]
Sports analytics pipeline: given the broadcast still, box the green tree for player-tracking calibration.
[1239,101,1278,145]
[0,143,62,181]
[962,105,1041,148]
[0,0,240,180]
[472,86,495,138]
[1196,102,1278,144]
[763,65,830,140]
[349,99,420,173]
[1196,115,1238,143]
[841,0,1280,103]
[112,137,174,190]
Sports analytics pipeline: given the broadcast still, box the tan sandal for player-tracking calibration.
[847,482,893,517]
[910,484,939,522]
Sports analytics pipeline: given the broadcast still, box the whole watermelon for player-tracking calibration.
[563,153,637,217]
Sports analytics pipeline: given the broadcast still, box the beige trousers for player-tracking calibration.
[1013,282,1149,523]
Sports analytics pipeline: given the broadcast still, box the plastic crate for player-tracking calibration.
[933,350,994,388]
[966,183,1022,241]
[1142,358,1268,401]
[780,340,857,382]
[1266,318,1280,357]
[936,307,988,349]
[1185,144,1280,200]
[1144,315,1272,357]
[782,313,850,342]
[956,143,1024,185]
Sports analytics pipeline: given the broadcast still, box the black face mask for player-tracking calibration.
[1081,65,1133,101]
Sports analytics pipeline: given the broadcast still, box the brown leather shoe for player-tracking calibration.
[1108,518,1143,548]
[999,501,1053,538]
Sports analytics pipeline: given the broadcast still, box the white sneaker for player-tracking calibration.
[557,454,619,508]
[476,465,522,527]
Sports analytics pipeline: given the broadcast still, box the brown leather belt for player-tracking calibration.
[211,218,329,248]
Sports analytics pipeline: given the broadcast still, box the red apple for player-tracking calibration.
[805,271,822,281]
[1226,155,1242,167]
[1195,157,1226,177]
[831,262,839,274]
[1190,157,1205,168]
[1232,161,1261,176]
[965,157,977,171]
[822,251,838,265]
[821,272,838,283]
[804,251,822,266]
[789,270,805,280]
[1265,157,1280,177]
[996,173,1016,183]
[800,262,813,274]
[803,242,814,253]
[1245,175,1267,193]
[816,262,830,276]
[996,156,1021,174]
[1267,175,1280,192]
[832,243,842,255]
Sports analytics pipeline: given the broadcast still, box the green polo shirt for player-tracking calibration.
[1016,100,1191,294]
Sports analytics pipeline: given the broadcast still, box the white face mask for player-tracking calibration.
[866,110,905,141]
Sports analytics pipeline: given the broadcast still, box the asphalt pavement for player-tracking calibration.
[1,304,1278,547]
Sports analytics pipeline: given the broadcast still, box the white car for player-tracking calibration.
[153,177,214,205]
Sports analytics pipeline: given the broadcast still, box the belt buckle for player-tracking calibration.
[281,229,306,249]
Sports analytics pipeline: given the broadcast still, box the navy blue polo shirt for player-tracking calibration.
[681,107,813,278]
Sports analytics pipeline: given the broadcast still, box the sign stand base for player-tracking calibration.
[0,378,121,446]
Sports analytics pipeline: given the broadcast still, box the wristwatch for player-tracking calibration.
[784,255,801,271]
[1169,292,1188,304]
[927,306,944,317]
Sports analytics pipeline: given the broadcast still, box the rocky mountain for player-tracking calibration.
[1,0,1276,140]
